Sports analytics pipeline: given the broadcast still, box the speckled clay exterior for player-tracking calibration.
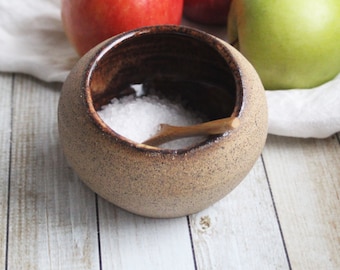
[58,25,268,218]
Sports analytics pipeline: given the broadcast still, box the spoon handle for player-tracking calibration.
[143,116,240,147]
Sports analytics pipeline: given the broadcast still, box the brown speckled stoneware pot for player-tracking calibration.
[58,25,268,218]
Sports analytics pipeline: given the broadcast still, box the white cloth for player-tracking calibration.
[266,74,340,138]
[0,0,77,81]
[1,0,339,138]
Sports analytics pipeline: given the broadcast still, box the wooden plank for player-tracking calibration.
[262,135,340,269]
[0,73,13,268]
[189,157,290,269]
[98,199,196,270]
[7,75,100,269]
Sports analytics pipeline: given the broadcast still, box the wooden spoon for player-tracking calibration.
[142,116,240,147]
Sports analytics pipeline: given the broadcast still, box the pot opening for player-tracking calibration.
[86,26,242,150]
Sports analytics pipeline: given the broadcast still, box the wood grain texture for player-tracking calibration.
[1,72,340,270]
[7,75,100,269]
[0,73,13,268]
[189,157,290,269]
[98,199,196,270]
[263,135,340,269]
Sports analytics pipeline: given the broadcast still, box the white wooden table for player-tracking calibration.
[0,72,339,269]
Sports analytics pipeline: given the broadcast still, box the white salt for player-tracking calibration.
[97,88,206,149]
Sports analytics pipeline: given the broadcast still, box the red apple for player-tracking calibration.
[62,0,184,56]
[183,0,231,25]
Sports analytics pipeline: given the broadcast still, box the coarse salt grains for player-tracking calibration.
[97,89,206,149]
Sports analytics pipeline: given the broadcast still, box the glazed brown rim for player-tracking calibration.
[84,25,244,154]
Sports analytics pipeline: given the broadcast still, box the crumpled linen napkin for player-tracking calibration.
[0,0,77,81]
[266,74,340,138]
[1,0,339,138]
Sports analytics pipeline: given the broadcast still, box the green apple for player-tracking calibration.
[227,0,340,90]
